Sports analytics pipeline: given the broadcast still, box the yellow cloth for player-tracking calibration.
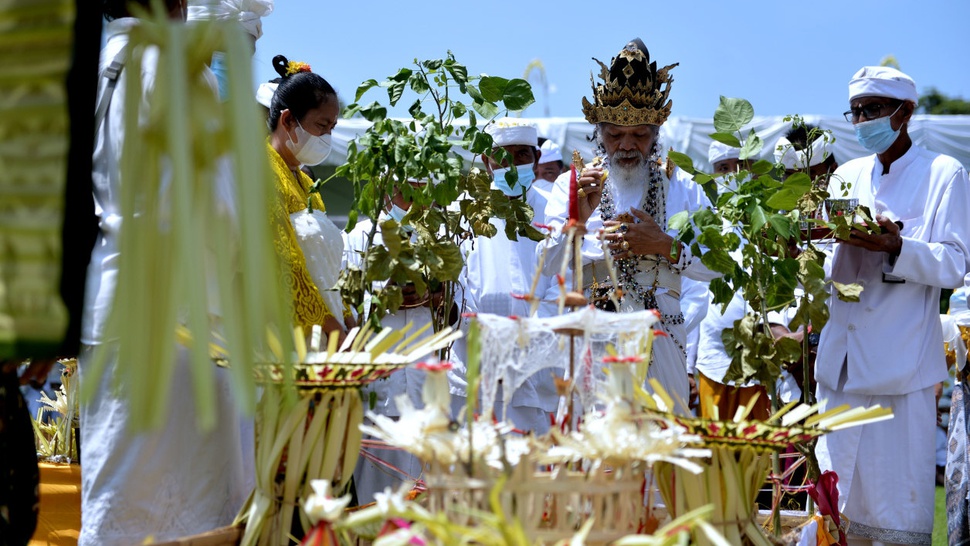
[813,514,840,546]
[268,142,333,333]
[696,371,770,421]
[30,463,81,545]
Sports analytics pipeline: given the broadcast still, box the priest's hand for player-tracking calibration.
[575,166,604,225]
[842,214,903,257]
[603,207,681,262]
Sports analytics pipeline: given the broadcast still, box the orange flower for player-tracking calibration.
[286,60,312,76]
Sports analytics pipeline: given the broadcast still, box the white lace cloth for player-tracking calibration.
[290,208,345,319]
[474,307,671,417]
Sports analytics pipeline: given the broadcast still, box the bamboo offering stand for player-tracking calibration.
[234,322,459,546]
[653,398,893,546]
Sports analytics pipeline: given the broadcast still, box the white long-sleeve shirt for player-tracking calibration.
[817,144,970,395]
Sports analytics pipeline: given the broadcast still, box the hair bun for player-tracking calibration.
[272,55,290,79]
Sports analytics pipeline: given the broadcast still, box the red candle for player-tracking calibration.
[568,164,578,222]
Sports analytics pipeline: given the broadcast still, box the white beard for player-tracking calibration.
[607,154,651,195]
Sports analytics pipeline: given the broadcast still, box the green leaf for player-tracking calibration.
[764,172,811,210]
[387,80,406,106]
[713,96,754,134]
[503,78,535,111]
[747,203,767,233]
[446,63,468,93]
[479,76,509,102]
[709,132,741,148]
[364,246,392,279]
[739,129,763,160]
[749,159,774,175]
[699,248,739,274]
[421,59,443,71]
[359,101,387,122]
[345,209,358,232]
[408,70,429,95]
[668,210,690,232]
[667,150,695,174]
[833,281,864,302]
[766,213,793,239]
[355,79,379,102]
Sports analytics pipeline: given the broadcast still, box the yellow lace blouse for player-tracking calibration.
[268,142,332,333]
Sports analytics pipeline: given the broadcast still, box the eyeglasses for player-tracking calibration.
[843,101,900,123]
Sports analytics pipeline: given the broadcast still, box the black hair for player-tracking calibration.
[785,123,836,167]
[103,0,182,21]
[267,55,337,131]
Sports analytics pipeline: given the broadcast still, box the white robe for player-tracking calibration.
[816,144,970,544]
[79,19,251,545]
[541,162,718,410]
[453,183,561,431]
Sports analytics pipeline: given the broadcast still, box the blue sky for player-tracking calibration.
[253,0,970,120]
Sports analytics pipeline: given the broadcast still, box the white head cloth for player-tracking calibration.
[538,139,562,164]
[774,135,831,170]
[187,0,274,40]
[256,81,277,107]
[486,118,538,148]
[708,140,739,164]
[848,66,918,103]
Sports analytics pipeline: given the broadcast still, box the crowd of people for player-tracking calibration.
[4,0,970,544]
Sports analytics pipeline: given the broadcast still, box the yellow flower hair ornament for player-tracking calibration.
[285,60,311,76]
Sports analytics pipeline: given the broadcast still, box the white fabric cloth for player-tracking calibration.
[694,291,746,385]
[681,277,708,375]
[538,138,562,164]
[290,209,345,319]
[79,346,252,545]
[540,156,719,411]
[708,139,739,164]
[80,19,252,545]
[815,380,935,545]
[775,135,831,170]
[848,66,918,103]
[816,145,970,395]
[187,0,273,40]
[485,118,537,147]
[255,81,277,108]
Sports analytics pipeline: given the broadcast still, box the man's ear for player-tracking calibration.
[533,149,542,168]
[901,100,916,123]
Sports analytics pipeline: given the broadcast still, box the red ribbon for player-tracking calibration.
[568,164,579,222]
[807,470,847,546]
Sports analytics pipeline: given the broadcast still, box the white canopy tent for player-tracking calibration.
[322,115,970,173]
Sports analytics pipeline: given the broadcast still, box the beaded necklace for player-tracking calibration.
[596,155,668,312]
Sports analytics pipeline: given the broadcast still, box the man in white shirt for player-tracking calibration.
[815,66,970,546]
[542,38,717,411]
[453,120,561,434]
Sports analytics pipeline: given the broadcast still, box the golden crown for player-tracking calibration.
[582,38,678,127]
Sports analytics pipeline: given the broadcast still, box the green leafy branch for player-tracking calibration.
[667,97,861,391]
[332,53,541,341]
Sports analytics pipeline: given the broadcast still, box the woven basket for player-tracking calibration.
[424,456,647,545]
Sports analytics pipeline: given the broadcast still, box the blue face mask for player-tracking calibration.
[387,203,408,225]
[854,103,903,154]
[209,51,228,102]
[491,164,536,197]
